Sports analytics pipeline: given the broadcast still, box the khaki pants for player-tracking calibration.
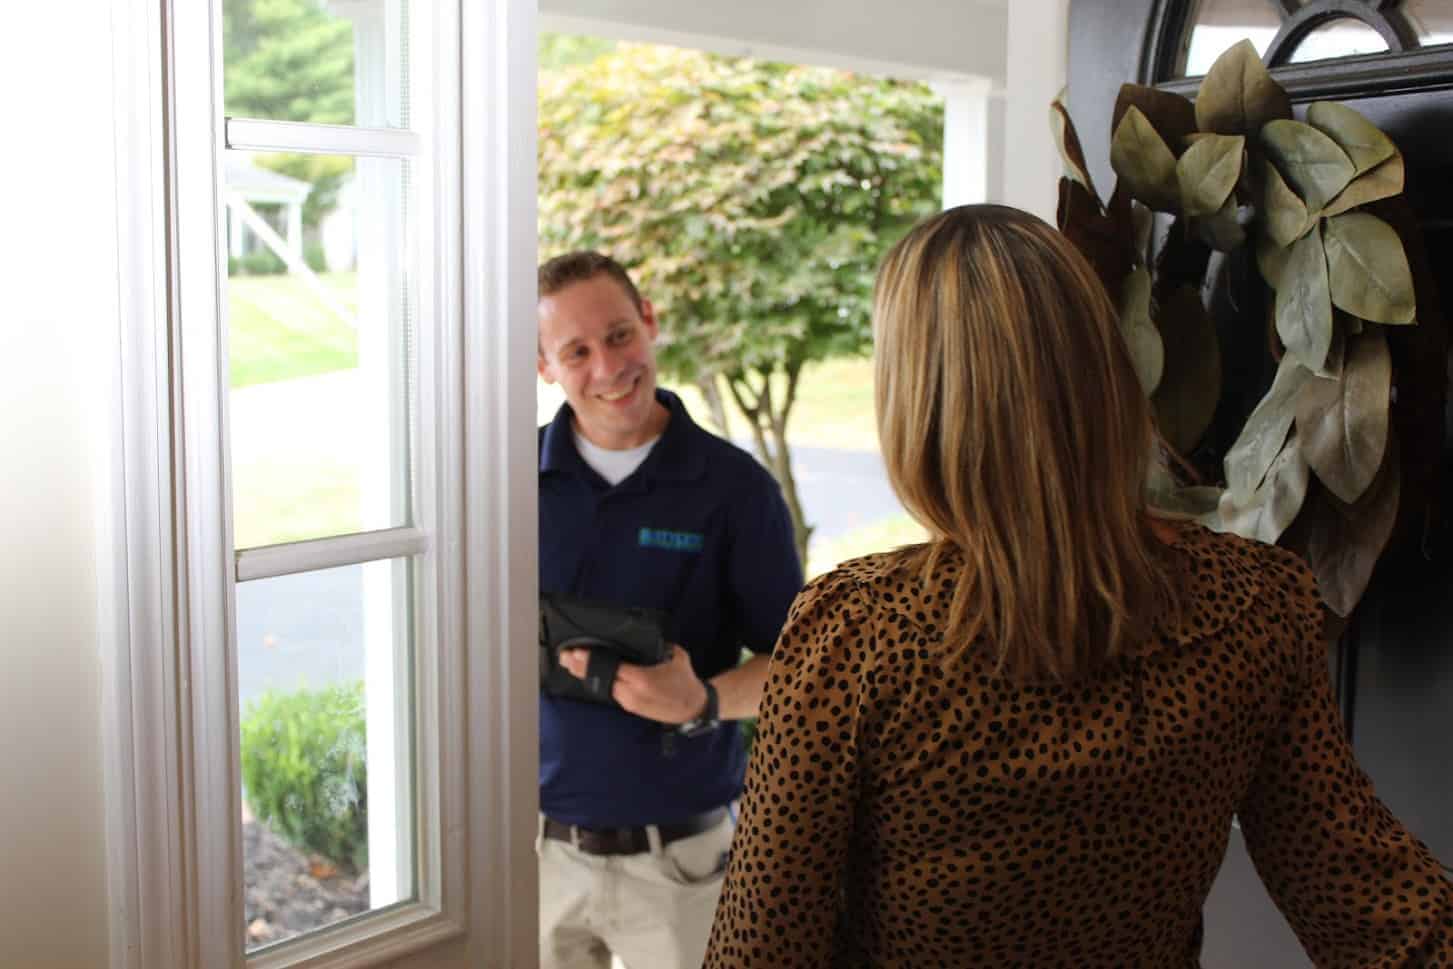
[537,810,735,969]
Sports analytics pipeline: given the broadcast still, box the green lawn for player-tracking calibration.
[231,455,363,551]
[228,271,360,388]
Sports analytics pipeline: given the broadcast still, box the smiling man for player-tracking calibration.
[535,251,803,969]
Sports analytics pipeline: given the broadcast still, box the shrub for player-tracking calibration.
[236,248,287,276]
[303,241,328,273]
[240,681,368,869]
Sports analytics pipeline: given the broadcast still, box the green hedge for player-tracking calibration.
[240,681,368,869]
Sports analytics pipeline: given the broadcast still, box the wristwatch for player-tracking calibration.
[676,680,720,738]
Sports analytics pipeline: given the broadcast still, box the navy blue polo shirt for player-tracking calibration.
[539,389,803,827]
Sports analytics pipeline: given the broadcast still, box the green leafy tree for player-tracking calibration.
[224,0,356,228]
[539,45,943,563]
[224,0,355,125]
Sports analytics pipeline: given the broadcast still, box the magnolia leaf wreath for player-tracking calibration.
[1052,39,1418,617]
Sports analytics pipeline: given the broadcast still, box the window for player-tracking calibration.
[1172,0,1453,79]
[104,0,539,966]
[222,1,426,954]
[1181,0,1281,78]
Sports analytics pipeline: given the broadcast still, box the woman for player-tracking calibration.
[702,205,1452,968]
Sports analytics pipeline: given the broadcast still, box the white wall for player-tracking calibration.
[541,0,1008,83]
[0,9,114,969]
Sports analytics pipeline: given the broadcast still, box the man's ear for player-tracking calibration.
[640,298,659,340]
[537,348,555,384]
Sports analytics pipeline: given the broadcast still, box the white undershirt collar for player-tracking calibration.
[572,428,660,486]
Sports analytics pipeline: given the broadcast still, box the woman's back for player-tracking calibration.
[703,521,1453,967]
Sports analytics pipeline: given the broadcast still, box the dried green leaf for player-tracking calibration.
[1323,212,1417,324]
[1320,318,1347,379]
[1114,84,1198,155]
[1256,235,1290,290]
[1157,484,1226,517]
[1305,437,1400,616]
[1260,157,1312,248]
[1194,39,1293,136]
[1322,151,1404,217]
[1051,94,1098,198]
[1306,101,1397,175]
[1275,223,1334,372]
[1224,353,1311,501]
[1261,119,1357,212]
[1193,198,1248,252]
[1152,285,1222,454]
[1295,328,1392,504]
[1058,177,1133,301]
[1146,461,1224,517]
[1118,266,1164,394]
[1111,106,1181,212]
[1214,431,1311,544]
[1132,200,1154,265]
[1177,134,1245,217]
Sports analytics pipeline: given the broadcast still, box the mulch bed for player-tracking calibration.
[243,818,370,949]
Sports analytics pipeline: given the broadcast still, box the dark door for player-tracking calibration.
[1067,3,1453,966]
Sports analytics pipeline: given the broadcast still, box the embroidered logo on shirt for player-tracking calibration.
[638,527,704,553]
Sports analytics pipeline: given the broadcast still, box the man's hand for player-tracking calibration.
[557,643,708,725]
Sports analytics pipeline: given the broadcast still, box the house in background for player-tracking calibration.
[224,156,312,266]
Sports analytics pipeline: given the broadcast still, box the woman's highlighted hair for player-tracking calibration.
[873,204,1170,682]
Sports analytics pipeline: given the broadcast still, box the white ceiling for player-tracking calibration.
[539,0,1009,84]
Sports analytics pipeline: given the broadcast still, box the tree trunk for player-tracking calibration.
[694,373,731,435]
[725,365,813,570]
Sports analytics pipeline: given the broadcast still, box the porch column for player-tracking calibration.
[1003,0,1071,223]
[932,77,993,209]
[285,203,304,265]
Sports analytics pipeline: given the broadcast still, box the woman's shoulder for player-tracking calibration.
[797,544,950,634]
[1153,519,1321,644]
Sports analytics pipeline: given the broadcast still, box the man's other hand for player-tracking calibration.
[557,644,708,725]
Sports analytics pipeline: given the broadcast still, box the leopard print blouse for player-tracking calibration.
[703,522,1452,968]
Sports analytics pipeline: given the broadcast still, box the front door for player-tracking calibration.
[1068,3,1453,966]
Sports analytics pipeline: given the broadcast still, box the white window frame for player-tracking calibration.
[101,0,539,967]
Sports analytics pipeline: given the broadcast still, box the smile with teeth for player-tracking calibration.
[597,377,638,402]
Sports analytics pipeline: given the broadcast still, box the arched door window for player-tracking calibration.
[1166,0,1452,80]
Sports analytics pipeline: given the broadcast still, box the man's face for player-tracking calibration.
[538,274,662,449]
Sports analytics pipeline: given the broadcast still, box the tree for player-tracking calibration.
[224,0,356,228]
[539,45,943,565]
[223,0,355,125]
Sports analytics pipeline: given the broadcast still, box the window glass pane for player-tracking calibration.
[238,558,416,952]
[1405,0,1453,48]
[1182,0,1282,77]
[225,150,414,550]
[1288,17,1390,62]
[222,0,410,127]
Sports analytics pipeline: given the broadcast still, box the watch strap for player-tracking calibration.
[676,680,720,737]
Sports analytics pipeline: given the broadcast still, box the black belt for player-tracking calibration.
[542,807,727,856]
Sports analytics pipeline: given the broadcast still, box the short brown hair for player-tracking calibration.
[874,204,1170,683]
[538,250,643,312]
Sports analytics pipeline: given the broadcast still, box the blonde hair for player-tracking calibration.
[873,204,1169,682]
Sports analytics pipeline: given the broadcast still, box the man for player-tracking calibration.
[535,250,803,969]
